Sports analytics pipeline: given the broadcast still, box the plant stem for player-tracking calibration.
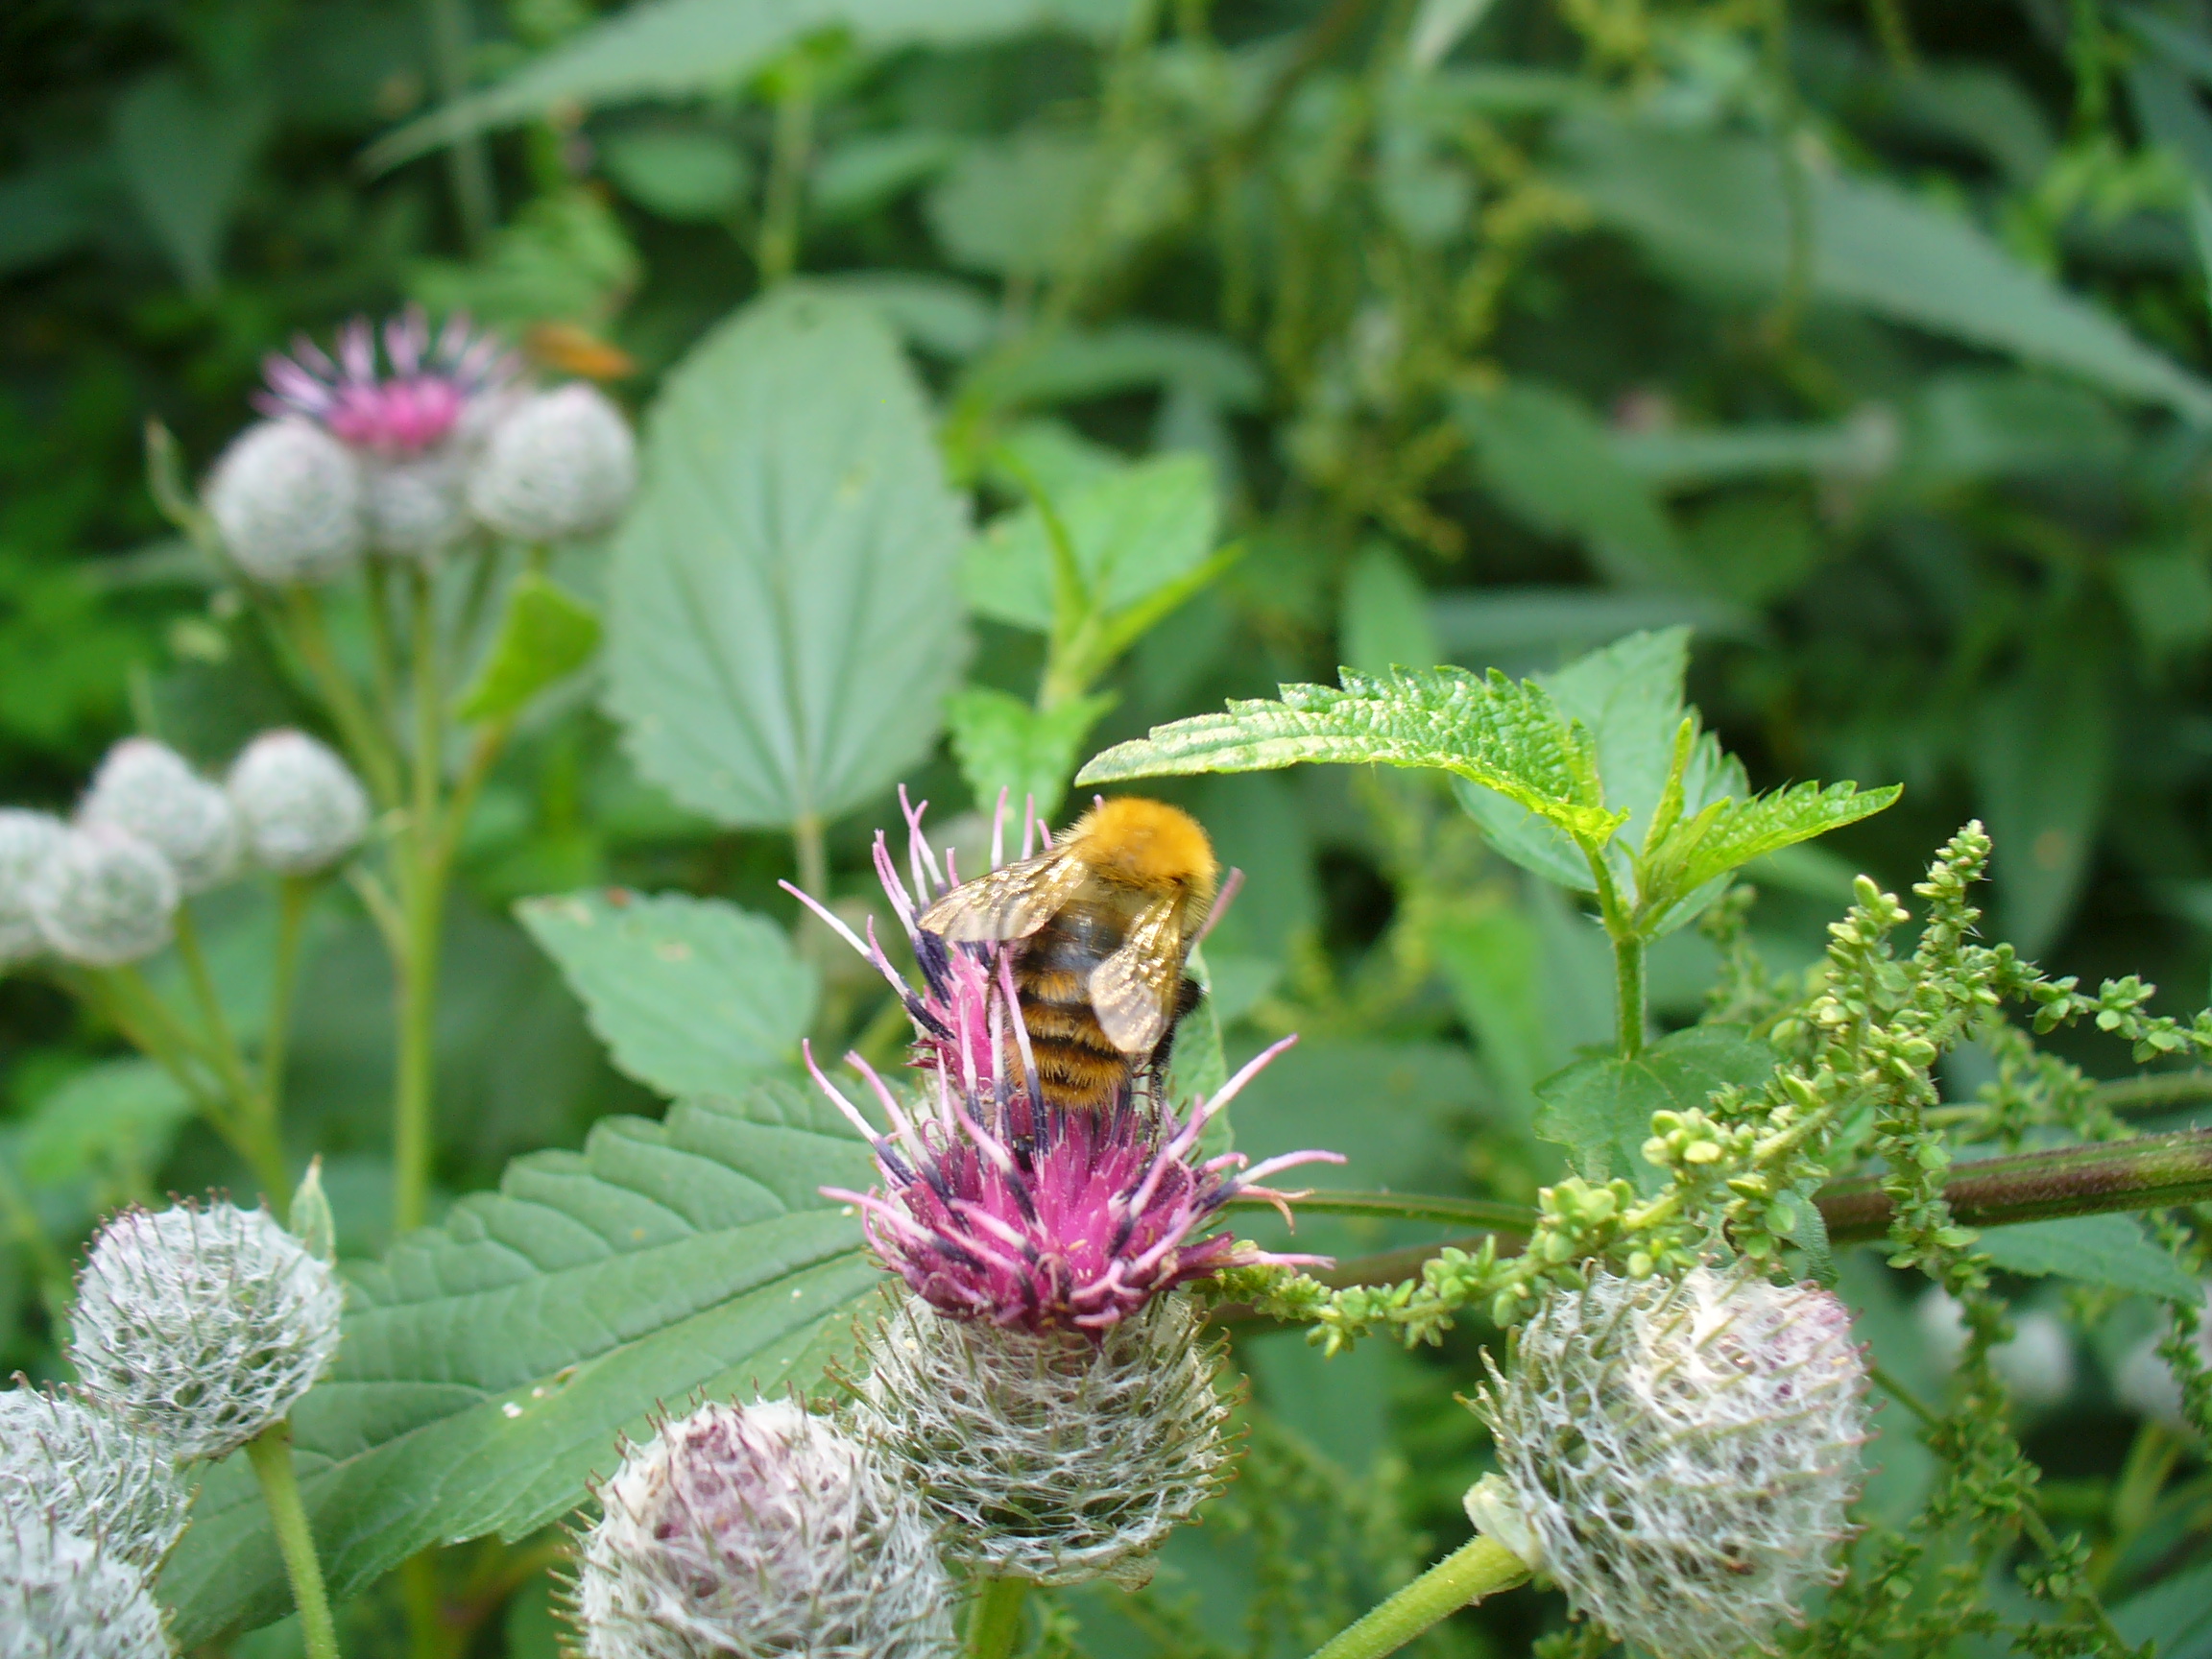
[247,1420,341,1659]
[2094,1070,2212,1116]
[1223,1190,1535,1230]
[1306,1535,1529,1659]
[964,1575,1028,1659]
[264,877,313,1121]
[420,0,494,247]
[1612,932,1647,1060]
[392,566,448,1237]
[284,586,402,807]
[757,66,816,284]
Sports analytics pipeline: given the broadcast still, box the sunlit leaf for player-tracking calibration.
[945,685,1116,820]
[454,573,603,724]
[1976,1214,2200,1303]
[1533,1024,1778,1190]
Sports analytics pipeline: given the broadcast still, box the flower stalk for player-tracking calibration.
[248,1419,342,1659]
[963,1576,1028,1659]
[1305,1535,1529,1659]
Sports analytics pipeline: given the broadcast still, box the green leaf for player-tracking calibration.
[1454,382,1688,586]
[1554,112,2212,422]
[961,452,1219,634]
[811,273,999,360]
[1076,665,1624,847]
[1636,779,1902,934]
[925,131,1096,279]
[1431,587,1758,661]
[1169,944,1230,1155]
[366,0,1117,169]
[1533,1024,1778,1191]
[15,1058,195,1187]
[1975,1214,2200,1303]
[946,685,1116,821]
[1340,543,1442,679]
[410,189,640,327]
[454,573,604,724]
[2113,1558,2212,1659]
[157,1079,878,1642]
[604,286,970,830]
[964,322,1264,412]
[1407,0,1499,72]
[111,72,272,294]
[517,891,818,1100]
[599,126,754,222]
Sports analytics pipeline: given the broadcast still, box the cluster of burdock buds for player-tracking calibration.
[1466,1267,1870,1659]
[0,731,368,971]
[570,794,1340,1655]
[0,1193,343,1652]
[205,307,635,580]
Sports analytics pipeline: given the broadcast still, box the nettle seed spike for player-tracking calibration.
[67,1200,345,1460]
[1474,1266,1869,1659]
[573,1397,953,1659]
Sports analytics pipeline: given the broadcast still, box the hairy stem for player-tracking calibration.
[1224,1190,1535,1230]
[1307,1535,1529,1659]
[964,1576,1028,1659]
[393,565,448,1236]
[248,1420,341,1659]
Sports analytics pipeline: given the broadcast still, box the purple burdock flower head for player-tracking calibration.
[793,789,1340,1335]
[258,306,517,457]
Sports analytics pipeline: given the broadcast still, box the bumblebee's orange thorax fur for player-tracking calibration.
[1063,798,1218,902]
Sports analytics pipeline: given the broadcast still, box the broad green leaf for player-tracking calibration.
[1533,1024,1778,1190]
[813,131,966,223]
[454,573,603,724]
[367,0,1123,167]
[982,421,1127,506]
[15,1058,195,1187]
[598,126,754,222]
[111,72,272,293]
[0,156,107,278]
[1169,944,1230,1155]
[605,286,970,829]
[517,890,817,1100]
[1553,112,2212,422]
[1974,1214,2200,1303]
[962,452,1219,633]
[1454,382,1688,586]
[1910,371,2128,482]
[1637,779,1903,935]
[1075,665,1624,847]
[926,131,1096,279]
[946,685,1116,821]
[813,272,998,360]
[1432,906,1553,1119]
[965,322,1264,412]
[1340,543,1442,679]
[2113,1558,2212,1659]
[159,1080,879,1642]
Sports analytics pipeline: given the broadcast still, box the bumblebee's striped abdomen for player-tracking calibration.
[1009,908,1134,1112]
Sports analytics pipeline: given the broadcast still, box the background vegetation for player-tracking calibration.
[10,0,2212,1652]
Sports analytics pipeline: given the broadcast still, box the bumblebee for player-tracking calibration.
[917,797,1218,1112]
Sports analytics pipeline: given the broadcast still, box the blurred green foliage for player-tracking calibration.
[13,0,2212,1651]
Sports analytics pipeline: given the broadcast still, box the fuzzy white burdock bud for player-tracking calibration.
[81,737,240,894]
[204,418,368,584]
[0,1387,192,1572]
[364,453,470,557]
[0,808,66,964]
[0,1509,170,1659]
[68,1201,344,1460]
[1473,1268,1869,1659]
[575,1397,952,1659]
[855,1293,1230,1589]
[467,384,636,542]
[1913,1287,2075,1407]
[226,731,371,874]
[28,825,179,967]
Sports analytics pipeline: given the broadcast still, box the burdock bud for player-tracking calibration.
[0,1386,192,1571]
[81,737,240,894]
[1475,1268,1869,1659]
[467,384,636,542]
[27,825,178,967]
[855,1293,1231,1588]
[575,1397,953,1659]
[0,1511,169,1659]
[68,1200,344,1460]
[364,453,469,557]
[226,731,371,874]
[1914,1287,2075,1407]
[0,809,66,964]
[204,418,367,584]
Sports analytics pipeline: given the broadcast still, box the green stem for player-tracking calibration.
[791,811,832,979]
[1306,1536,1529,1659]
[420,0,493,247]
[757,68,816,284]
[247,1420,341,1659]
[285,586,402,807]
[392,566,449,1237]
[2094,1070,2212,1116]
[964,1576,1028,1659]
[172,910,292,1206]
[264,877,314,1121]
[1223,1190,1535,1230]
[1612,933,1647,1060]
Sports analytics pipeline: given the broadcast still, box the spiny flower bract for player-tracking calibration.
[855,1291,1231,1588]
[68,1200,344,1460]
[0,1509,170,1659]
[80,737,240,894]
[573,1396,953,1659]
[1477,1266,1869,1659]
[27,824,179,968]
[0,1385,192,1571]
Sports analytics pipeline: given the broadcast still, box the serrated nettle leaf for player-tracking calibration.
[1634,780,1903,936]
[1533,1024,1779,1191]
[946,685,1117,820]
[960,451,1219,634]
[1974,1214,2200,1303]
[1077,665,1624,846]
[605,286,969,830]
[159,1080,879,1643]
[454,571,603,724]
[517,890,818,1099]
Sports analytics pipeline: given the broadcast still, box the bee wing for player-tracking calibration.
[916,851,1089,943]
[1087,896,1187,1055]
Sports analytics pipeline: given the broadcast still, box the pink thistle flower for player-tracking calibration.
[257,306,517,456]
